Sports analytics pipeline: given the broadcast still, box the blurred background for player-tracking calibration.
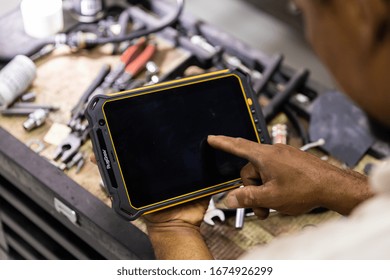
[0,0,334,88]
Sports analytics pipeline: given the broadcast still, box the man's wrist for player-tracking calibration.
[319,167,372,215]
[146,220,213,260]
[146,219,201,235]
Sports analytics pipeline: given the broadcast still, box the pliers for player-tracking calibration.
[91,37,157,96]
[111,38,157,91]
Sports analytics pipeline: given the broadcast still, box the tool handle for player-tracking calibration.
[71,64,110,116]
[235,208,245,229]
[124,43,157,78]
[101,64,125,89]
[254,54,283,96]
[120,37,146,64]
[263,68,309,122]
[100,38,147,88]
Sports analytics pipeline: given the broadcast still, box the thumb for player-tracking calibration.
[223,185,269,209]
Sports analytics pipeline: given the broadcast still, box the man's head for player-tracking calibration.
[294,0,390,127]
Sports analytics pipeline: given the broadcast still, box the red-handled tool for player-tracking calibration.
[100,37,147,89]
[113,42,157,90]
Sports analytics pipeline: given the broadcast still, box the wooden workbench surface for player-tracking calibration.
[0,39,347,260]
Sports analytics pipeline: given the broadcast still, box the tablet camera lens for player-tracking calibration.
[99,119,105,126]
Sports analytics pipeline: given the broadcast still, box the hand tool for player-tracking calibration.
[20,92,37,102]
[68,64,111,130]
[253,54,284,96]
[75,157,85,174]
[56,64,112,168]
[223,53,262,81]
[13,102,59,111]
[26,138,46,154]
[203,198,225,226]
[89,37,149,97]
[66,151,84,170]
[145,61,160,85]
[1,107,42,116]
[190,35,220,57]
[111,40,157,91]
[52,129,89,163]
[263,68,309,122]
[23,109,49,131]
[1,103,59,116]
[300,138,325,152]
[235,208,245,229]
[234,186,245,229]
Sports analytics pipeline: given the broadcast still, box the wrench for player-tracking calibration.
[203,198,225,226]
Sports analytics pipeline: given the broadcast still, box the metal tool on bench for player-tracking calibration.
[69,38,157,131]
[66,67,108,133]
[23,108,49,131]
[262,68,309,122]
[53,129,89,164]
[89,37,156,97]
[234,186,245,229]
[53,66,110,167]
[68,64,111,131]
[111,39,157,91]
[145,61,160,85]
[1,103,59,116]
[54,39,156,169]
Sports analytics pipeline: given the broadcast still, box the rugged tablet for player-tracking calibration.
[86,69,270,220]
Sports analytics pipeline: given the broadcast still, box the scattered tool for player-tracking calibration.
[91,38,149,96]
[223,53,262,81]
[66,151,84,170]
[300,138,325,152]
[52,130,89,163]
[203,198,225,226]
[13,102,59,111]
[263,68,309,122]
[235,208,245,229]
[234,186,246,229]
[111,39,157,91]
[145,61,160,85]
[1,103,59,116]
[253,54,284,96]
[26,138,45,154]
[23,109,49,131]
[68,64,111,131]
[75,156,85,174]
[20,92,37,102]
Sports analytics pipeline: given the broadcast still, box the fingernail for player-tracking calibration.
[224,195,239,208]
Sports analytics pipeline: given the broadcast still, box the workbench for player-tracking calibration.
[0,1,380,260]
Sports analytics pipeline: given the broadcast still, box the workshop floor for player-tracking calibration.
[0,0,335,87]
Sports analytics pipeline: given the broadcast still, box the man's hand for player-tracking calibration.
[208,135,372,218]
[91,154,212,259]
[144,198,213,259]
[144,198,209,226]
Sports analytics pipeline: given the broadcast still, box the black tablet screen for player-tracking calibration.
[103,75,259,209]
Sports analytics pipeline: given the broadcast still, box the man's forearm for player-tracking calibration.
[147,222,213,260]
[319,168,373,215]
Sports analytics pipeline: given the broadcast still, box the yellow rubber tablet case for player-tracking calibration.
[86,69,270,220]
